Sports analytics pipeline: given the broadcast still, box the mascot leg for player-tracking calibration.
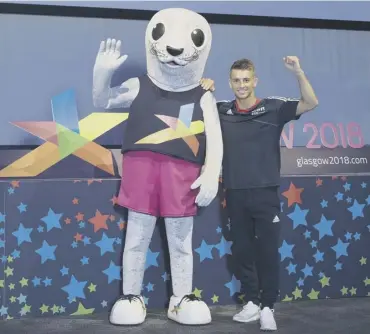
[109,210,157,326]
[165,217,212,325]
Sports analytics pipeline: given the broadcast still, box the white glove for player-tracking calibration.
[190,173,219,207]
[94,38,128,75]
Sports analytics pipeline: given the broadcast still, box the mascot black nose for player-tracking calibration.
[166,46,184,57]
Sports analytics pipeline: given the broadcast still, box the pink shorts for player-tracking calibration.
[117,151,201,217]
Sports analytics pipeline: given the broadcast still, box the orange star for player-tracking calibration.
[109,215,115,222]
[219,177,223,183]
[332,176,338,180]
[119,221,126,230]
[72,198,79,205]
[87,179,103,185]
[74,233,83,242]
[10,180,20,188]
[221,198,227,208]
[75,212,84,222]
[341,176,347,181]
[316,178,323,187]
[64,217,71,224]
[282,182,304,207]
[88,210,109,232]
[110,196,118,205]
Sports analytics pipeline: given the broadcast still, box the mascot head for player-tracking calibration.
[145,8,212,91]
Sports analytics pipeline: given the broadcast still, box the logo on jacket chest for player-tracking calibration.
[226,105,266,116]
[250,106,266,116]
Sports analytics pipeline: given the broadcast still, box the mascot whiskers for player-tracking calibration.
[92,8,223,326]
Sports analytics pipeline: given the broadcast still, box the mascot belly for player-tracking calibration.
[92,8,223,326]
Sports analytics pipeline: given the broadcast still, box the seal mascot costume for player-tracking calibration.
[92,8,223,326]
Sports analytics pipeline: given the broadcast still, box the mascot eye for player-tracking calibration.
[191,29,205,47]
[152,23,165,41]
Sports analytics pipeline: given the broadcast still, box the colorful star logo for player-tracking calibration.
[135,103,204,156]
[0,89,128,177]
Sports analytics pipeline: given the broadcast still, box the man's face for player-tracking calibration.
[229,69,257,99]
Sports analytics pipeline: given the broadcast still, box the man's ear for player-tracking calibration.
[228,79,232,89]
[253,76,258,88]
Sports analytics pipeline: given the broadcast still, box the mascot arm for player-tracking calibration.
[190,91,223,207]
[93,75,140,109]
[201,91,223,178]
[92,38,140,109]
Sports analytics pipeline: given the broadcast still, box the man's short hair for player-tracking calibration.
[230,59,255,74]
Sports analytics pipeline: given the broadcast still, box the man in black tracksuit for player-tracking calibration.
[204,57,318,331]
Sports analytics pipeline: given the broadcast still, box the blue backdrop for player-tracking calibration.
[1,11,370,150]
[5,1,370,22]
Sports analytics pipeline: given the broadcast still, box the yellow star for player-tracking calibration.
[6,315,13,320]
[7,256,13,263]
[307,288,320,300]
[319,275,330,288]
[88,283,97,293]
[19,277,28,287]
[4,267,13,277]
[71,302,95,316]
[350,287,357,296]
[340,286,348,296]
[40,304,49,314]
[282,295,293,302]
[9,296,16,303]
[363,277,370,287]
[292,287,302,300]
[211,294,219,303]
[360,257,367,266]
[171,304,181,314]
[8,283,15,290]
[192,287,202,298]
[0,280,4,288]
[21,304,31,315]
[51,305,59,314]
[238,294,245,302]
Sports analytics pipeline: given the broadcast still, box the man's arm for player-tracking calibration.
[283,56,319,116]
[295,70,319,116]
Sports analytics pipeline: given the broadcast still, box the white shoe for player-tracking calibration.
[233,301,260,323]
[109,294,146,325]
[260,307,277,331]
[167,294,212,325]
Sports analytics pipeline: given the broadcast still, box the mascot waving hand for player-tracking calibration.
[92,8,223,326]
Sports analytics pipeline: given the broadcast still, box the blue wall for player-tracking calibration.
[5,1,370,22]
[1,10,370,149]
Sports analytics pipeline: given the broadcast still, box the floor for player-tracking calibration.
[0,298,369,334]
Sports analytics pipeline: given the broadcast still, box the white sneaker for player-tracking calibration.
[167,294,212,325]
[260,307,277,331]
[233,301,260,323]
[109,294,146,325]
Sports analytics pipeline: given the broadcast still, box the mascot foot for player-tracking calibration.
[109,294,146,325]
[167,294,212,325]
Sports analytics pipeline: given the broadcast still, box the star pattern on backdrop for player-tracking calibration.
[0,176,369,321]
